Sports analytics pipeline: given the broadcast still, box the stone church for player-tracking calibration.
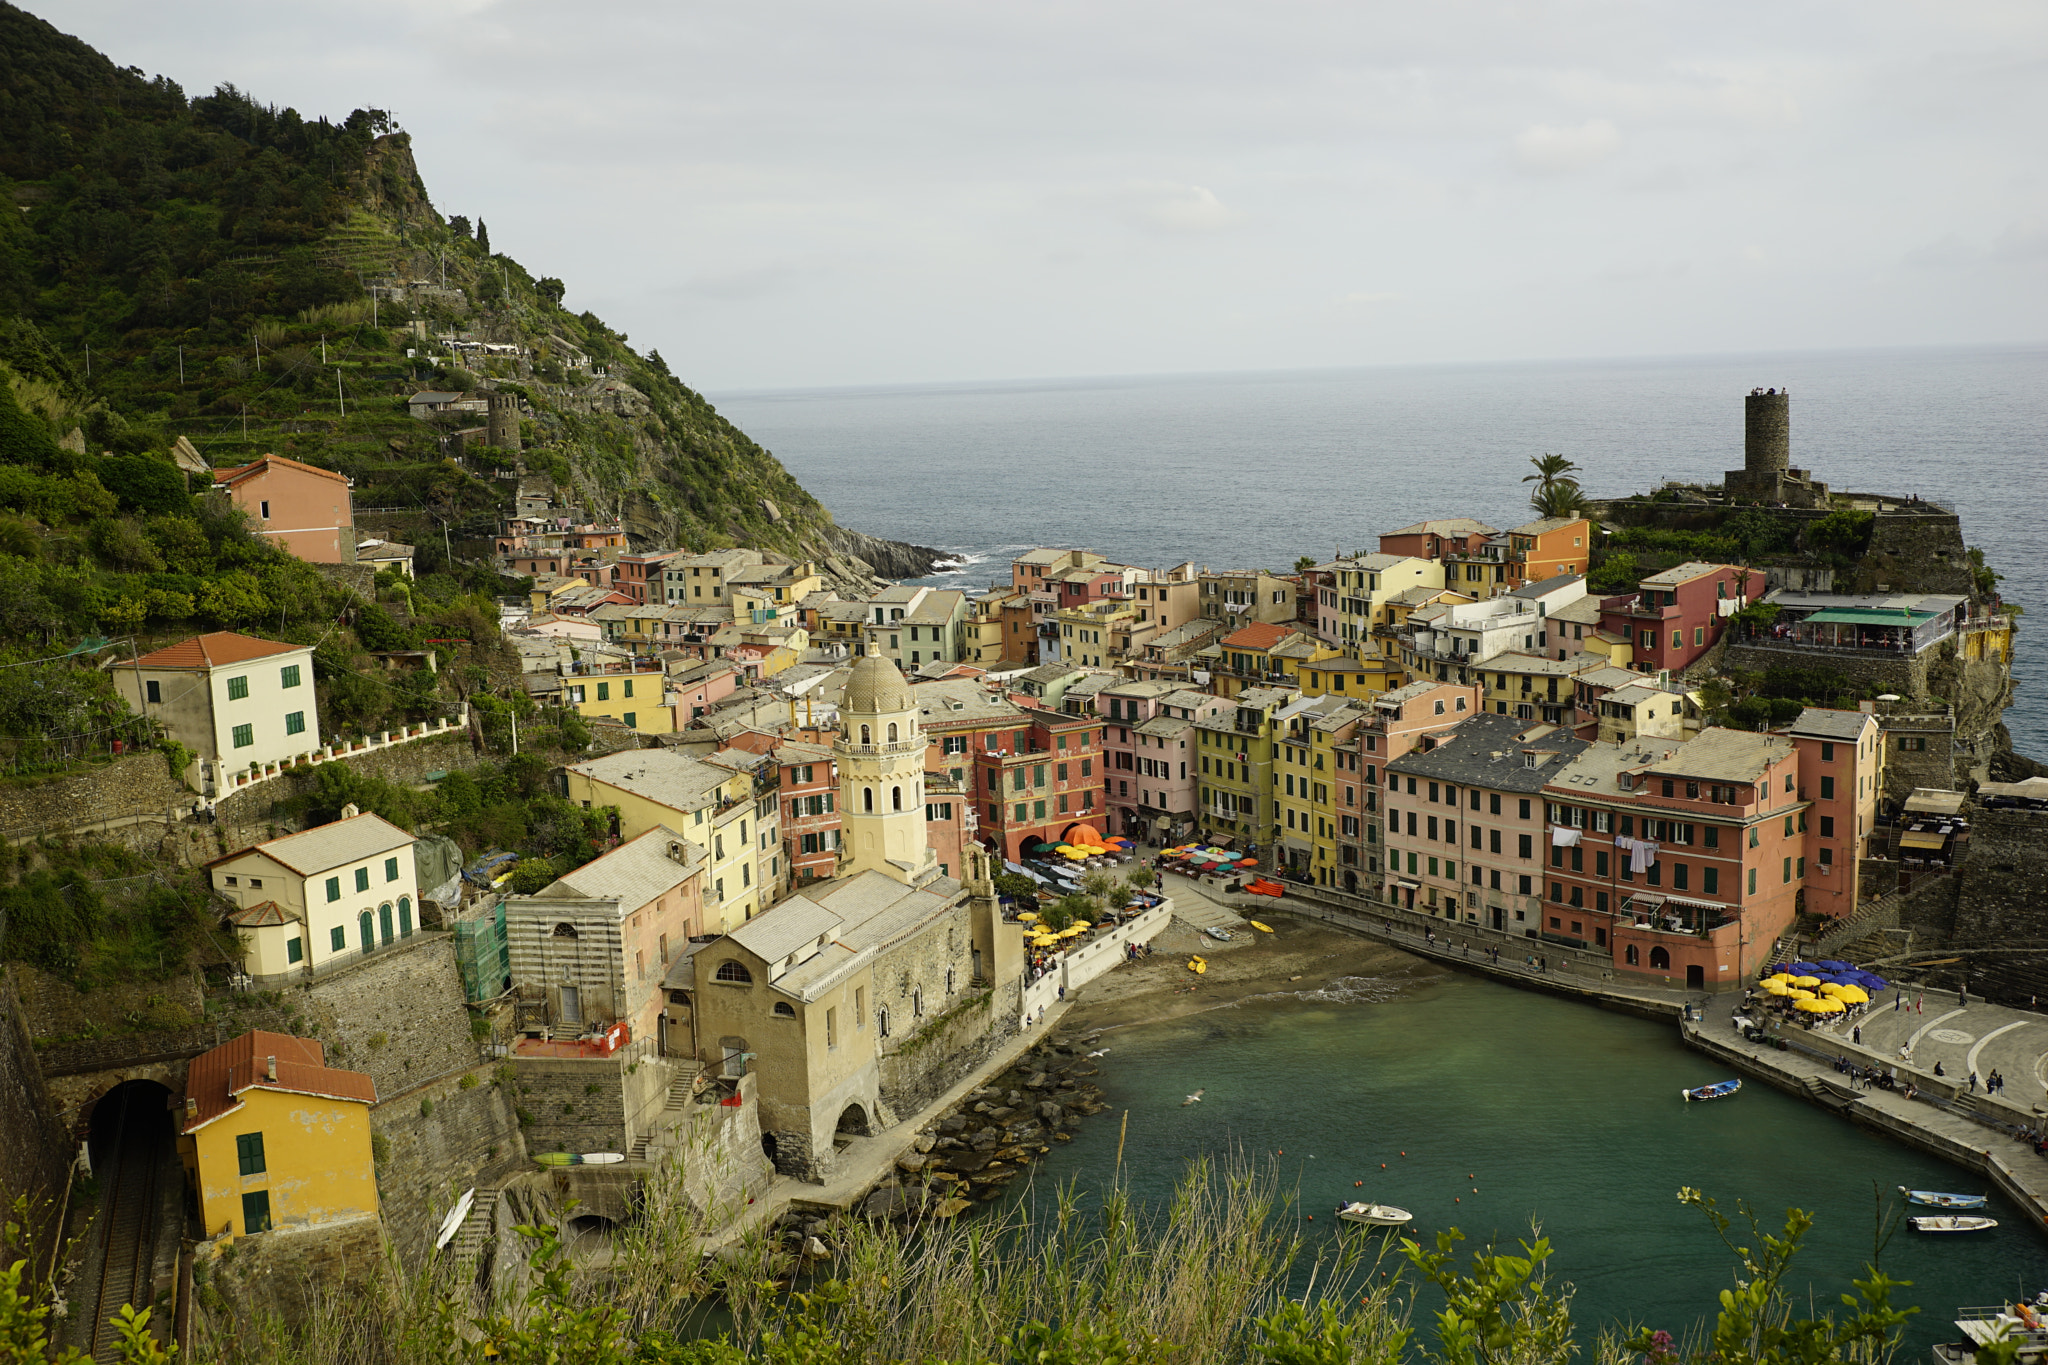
[668,654,1023,1181]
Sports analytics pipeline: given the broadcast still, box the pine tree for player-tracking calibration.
[477,219,491,254]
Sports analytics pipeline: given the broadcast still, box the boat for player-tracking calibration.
[1187,956,1207,974]
[1681,1079,1742,1102]
[1335,1200,1413,1228]
[1910,1215,1999,1234]
[1931,1296,2048,1365]
[1249,921,1274,933]
[534,1151,628,1167]
[1204,926,1234,942]
[1899,1187,1988,1209]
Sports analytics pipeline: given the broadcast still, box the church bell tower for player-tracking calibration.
[835,654,938,887]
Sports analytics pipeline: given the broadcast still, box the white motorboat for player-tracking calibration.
[1909,1215,1998,1234]
[1335,1200,1412,1228]
[1930,1296,2048,1365]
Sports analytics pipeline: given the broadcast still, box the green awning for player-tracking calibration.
[1800,608,1933,626]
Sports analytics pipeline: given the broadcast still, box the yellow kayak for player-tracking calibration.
[1250,921,1273,933]
[1187,957,1207,974]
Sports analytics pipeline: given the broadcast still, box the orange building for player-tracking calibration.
[212,456,355,563]
[1504,517,1591,589]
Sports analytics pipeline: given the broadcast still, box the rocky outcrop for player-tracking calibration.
[821,524,943,582]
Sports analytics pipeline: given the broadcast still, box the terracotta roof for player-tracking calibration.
[1220,622,1295,650]
[225,901,294,927]
[212,454,351,488]
[183,1029,375,1133]
[128,631,305,670]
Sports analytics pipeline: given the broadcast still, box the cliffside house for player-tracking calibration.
[211,454,355,563]
[178,1030,377,1241]
[209,811,420,983]
[110,631,319,788]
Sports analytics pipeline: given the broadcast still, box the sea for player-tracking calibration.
[713,344,2048,758]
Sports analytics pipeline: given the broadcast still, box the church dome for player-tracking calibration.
[844,652,913,714]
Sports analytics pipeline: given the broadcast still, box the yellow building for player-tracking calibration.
[563,748,781,928]
[566,667,673,734]
[1294,656,1404,700]
[1311,554,1445,658]
[178,1029,377,1241]
[1193,686,1295,846]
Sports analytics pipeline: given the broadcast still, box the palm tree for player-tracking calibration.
[1530,478,1584,518]
[1523,453,1582,491]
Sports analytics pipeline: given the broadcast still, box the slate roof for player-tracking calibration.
[1651,728,1792,783]
[1386,713,1590,792]
[209,812,413,877]
[569,749,733,814]
[1548,737,1688,799]
[183,1029,374,1133]
[1788,708,1876,743]
[1509,573,1585,600]
[538,825,700,907]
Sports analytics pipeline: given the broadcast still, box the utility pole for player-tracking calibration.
[337,369,345,418]
[177,346,184,387]
[510,706,518,757]
[84,344,91,379]
[253,332,261,373]
[321,334,326,364]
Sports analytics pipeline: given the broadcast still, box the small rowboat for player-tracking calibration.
[1249,921,1274,933]
[1336,1201,1413,1228]
[1204,926,1234,942]
[1910,1215,1998,1234]
[1187,956,1207,975]
[1899,1187,1988,1209]
[534,1151,628,1167]
[1682,1079,1742,1102]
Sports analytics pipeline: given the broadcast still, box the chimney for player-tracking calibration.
[184,1096,198,1118]
[340,803,361,819]
[265,1055,277,1081]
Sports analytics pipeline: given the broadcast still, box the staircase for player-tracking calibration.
[445,1188,499,1262]
[628,1062,703,1160]
[1801,1075,1860,1112]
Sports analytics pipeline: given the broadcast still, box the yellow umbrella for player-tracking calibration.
[1762,974,1793,985]
[1059,925,1085,938]
[1072,921,1092,931]
[1817,982,1849,996]
[1791,975,1821,987]
[1796,997,1846,1014]
[1762,982,1793,996]
[1787,988,1817,1001]
[1017,911,1038,921]
[1031,935,1058,947]
[1833,985,1870,1004]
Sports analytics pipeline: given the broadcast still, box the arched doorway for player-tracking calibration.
[760,1133,778,1162]
[834,1103,871,1151]
[565,1213,617,1256]
[1649,946,1671,971]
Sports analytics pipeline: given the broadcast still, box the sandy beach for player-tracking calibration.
[1056,910,1440,1034]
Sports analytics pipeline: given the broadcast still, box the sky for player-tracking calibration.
[22,0,2048,390]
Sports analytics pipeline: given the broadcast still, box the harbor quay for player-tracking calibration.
[1254,883,2048,1236]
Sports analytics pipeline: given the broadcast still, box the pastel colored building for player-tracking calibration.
[1787,708,1885,920]
[1309,553,1445,657]
[208,811,420,981]
[1597,562,1761,676]
[212,455,355,562]
[178,1030,377,1241]
[1377,518,1498,563]
[972,709,1108,862]
[565,666,672,734]
[110,631,319,785]
[1098,682,1228,841]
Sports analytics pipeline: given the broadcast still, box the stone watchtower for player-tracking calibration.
[1724,388,1826,507]
[485,392,522,453]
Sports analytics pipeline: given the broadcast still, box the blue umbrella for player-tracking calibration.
[1790,962,1823,973]
[1819,959,1853,971]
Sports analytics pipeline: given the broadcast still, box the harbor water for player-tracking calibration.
[1016,972,2048,1354]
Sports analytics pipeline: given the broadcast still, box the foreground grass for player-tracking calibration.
[6,1162,1919,1365]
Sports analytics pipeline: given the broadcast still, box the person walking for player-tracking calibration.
[1893,992,1901,1012]
[1916,991,1923,1014]
[1958,986,1968,1006]
[1853,1025,1861,1045]
[1968,1070,1979,1093]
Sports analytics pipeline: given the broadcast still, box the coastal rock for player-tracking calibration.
[989,1106,1017,1121]
[935,1137,964,1150]
[1037,1102,1063,1123]
[1005,1090,1023,1105]
[972,1101,991,1114]
[896,1153,929,1174]
[1024,1072,1050,1090]
[913,1134,936,1154]
[969,1129,999,1151]
[938,1115,966,1134]
[804,1236,829,1258]
[933,1197,973,1219]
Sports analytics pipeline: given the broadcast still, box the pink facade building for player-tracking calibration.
[1097,681,1228,841]
[1598,562,1761,676]
[213,456,354,563]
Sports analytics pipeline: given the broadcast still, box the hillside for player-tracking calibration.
[0,1,936,592]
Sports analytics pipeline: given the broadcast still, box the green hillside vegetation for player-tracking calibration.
[0,0,852,574]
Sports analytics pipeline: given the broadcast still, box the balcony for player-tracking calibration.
[1620,892,1735,935]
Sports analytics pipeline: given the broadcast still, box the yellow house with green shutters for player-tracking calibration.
[178,1029,377,1242]
[566,668,673,734]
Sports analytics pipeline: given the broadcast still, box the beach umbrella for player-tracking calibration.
[1059,925,1086,938]
[1794,998,1842,1014]
[1834,985,1870,1004]
[1819,960,1853,971]
[1762,982,1792,995]
[1787,988,1818,1001]
[1073,921,1092,931]
[1762,974,1793,985]
[1790,962,1822,973]
[1791,975,1821,988]
[1017,911,1038,921]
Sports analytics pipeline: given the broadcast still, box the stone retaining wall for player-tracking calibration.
[371,1061,527,1269]
[0,974,70,1277]
[0,752,192,842]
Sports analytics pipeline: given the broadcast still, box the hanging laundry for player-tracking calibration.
[1630,839,1660,873]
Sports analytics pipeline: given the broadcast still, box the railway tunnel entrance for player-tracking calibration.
[79,1080,181,1360]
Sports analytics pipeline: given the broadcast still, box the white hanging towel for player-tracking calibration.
[1550,827,1582,847]
[1630,839,1660,873]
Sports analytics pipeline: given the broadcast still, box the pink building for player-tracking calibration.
[213,455,354,563]
[668,660,740,727]
[1343,679,1485,893]
[1098,682,1228,841]
[1787,708,1884,920]
[1598,562,1760,676]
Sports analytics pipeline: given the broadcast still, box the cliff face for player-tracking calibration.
[0,6,937,585]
